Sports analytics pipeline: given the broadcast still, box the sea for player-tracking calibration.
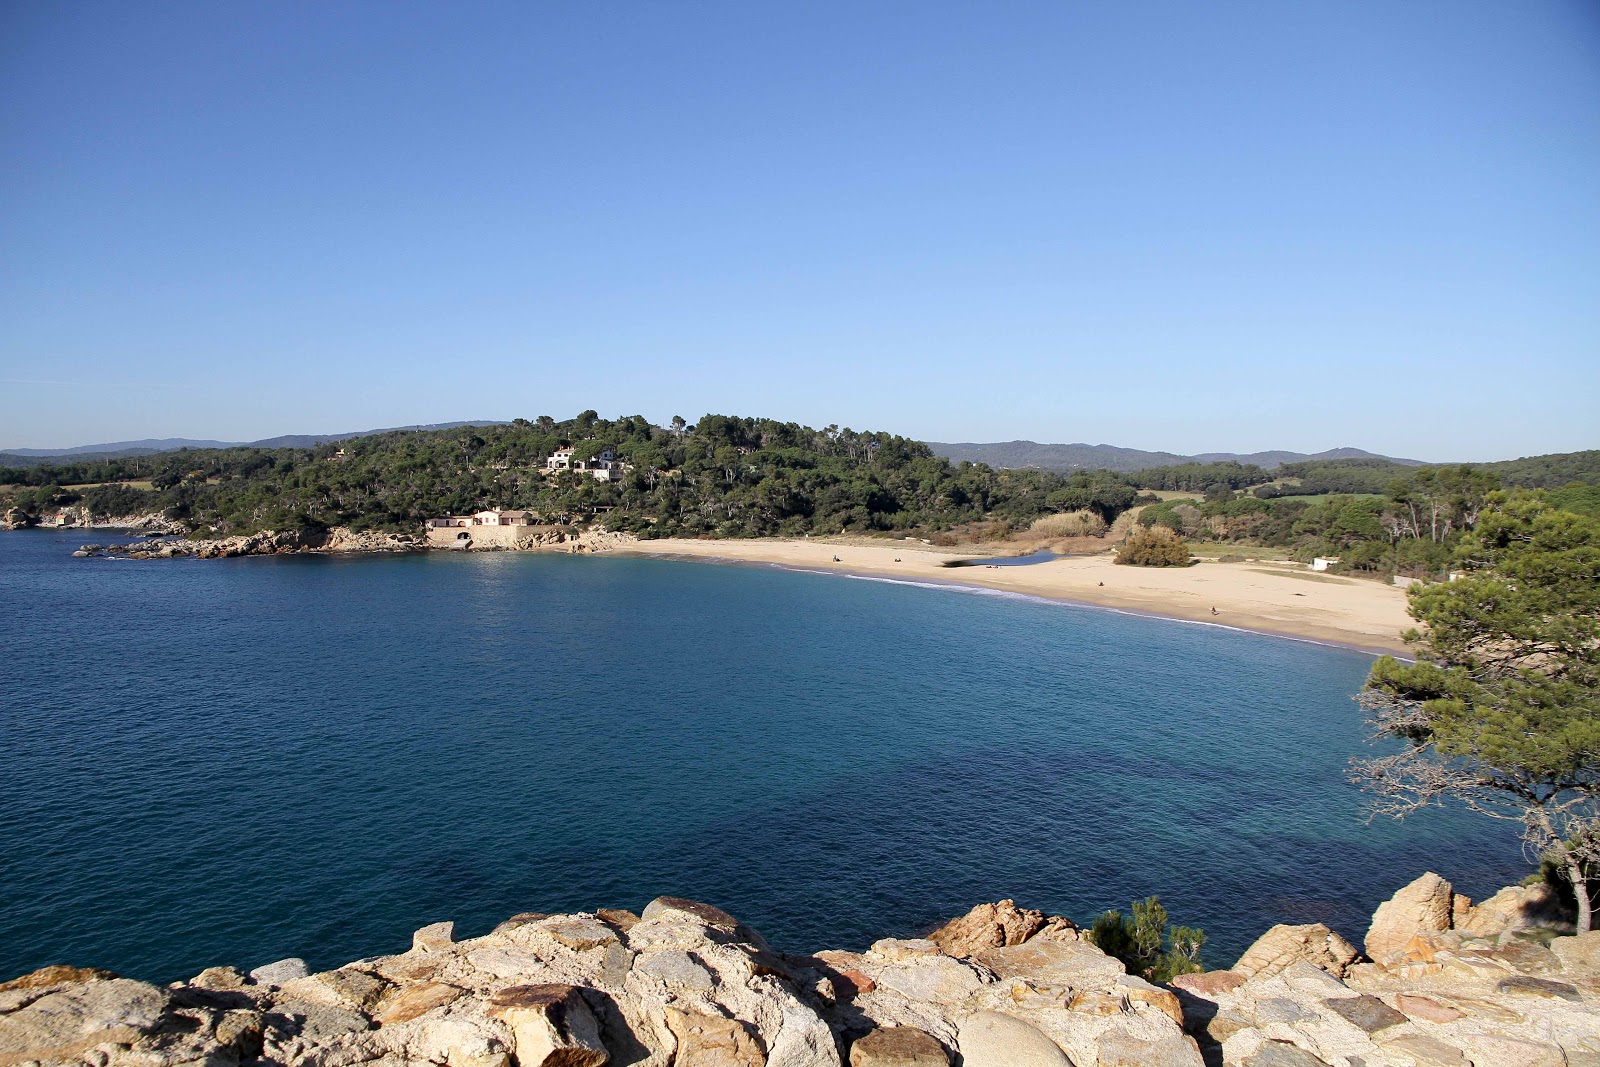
[0,528,1525,983]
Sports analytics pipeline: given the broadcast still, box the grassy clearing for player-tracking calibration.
[1267,492,1384,503]
[62,480,156,491]
[1147,490,1204,501]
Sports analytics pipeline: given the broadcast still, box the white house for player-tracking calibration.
[546,447,626,481]
[1311,556,1340,572]
[472,509,535,526]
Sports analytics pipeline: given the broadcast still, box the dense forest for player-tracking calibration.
[0,412,1138,539]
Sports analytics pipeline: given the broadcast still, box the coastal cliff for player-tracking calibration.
[2,874,1595,1067]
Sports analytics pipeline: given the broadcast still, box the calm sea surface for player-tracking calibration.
[0,529,1523,982]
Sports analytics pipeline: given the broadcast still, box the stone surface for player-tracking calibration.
[1552,930,1600,976]
[1460,882,1563,938]
[489,983,609,1067]
[1319,992,1407,1033]
[540,915,619,952]
[666,1006,766,1066]
[1242,1041,1331,1066]
[974,938,1125,985]
[642,895,743,932]
[848,1026,949,1066]
[4,880,1597,1067]
[925,900,1076,960]
[248,957,309,986]
[1495,974,1583,1001]
[1095,1027,1205,1066]
[1394,992,1465,1023]
[1233,923,1360,980]
[378,980,464,1024]
[1379,1032,1467,1067]
[1168,969,1245,997]
[955,1011,1070,1067]
[413,920,456,953]
[1366,872,1455,965]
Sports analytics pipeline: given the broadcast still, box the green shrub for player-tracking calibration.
[1086,896,1206,981]
[1115,526,1194,567]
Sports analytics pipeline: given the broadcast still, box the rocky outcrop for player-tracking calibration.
[925,899,1078,959]
[74,526,422,560]
[1233,924,1360,981]
[0,895,1206,1067]
[1365,873,1457,966]
[4,879,1597,1067]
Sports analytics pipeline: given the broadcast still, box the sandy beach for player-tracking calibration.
[617,538,1416,655]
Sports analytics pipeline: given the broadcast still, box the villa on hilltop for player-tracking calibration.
[546,447,628,482]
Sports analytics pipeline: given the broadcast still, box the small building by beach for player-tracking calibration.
[1311,556,1340,572]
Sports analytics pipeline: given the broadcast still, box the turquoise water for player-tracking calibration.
[0,530,1523,983]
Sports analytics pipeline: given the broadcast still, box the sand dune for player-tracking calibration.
[616,538,1416,654]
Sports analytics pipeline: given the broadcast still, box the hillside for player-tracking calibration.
[0,422,506,467]
[0,413,1138,539]
[928,441,1425,472]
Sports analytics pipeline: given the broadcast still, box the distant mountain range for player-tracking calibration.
[925,441,1427,472]
[0,422,506,466]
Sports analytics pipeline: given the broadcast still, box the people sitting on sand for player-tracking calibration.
[832,555,841,562]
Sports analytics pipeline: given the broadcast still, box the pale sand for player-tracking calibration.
[614,538,1416,655]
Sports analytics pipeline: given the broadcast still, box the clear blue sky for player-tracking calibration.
[2,2,1596,460]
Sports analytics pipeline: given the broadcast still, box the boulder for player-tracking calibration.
[849,1026,949,1066]
[489,983,609,1066]
[1550,929,1600,976]
[413,920,455,952]
[1461,882,1565,937]
[926,900,1076,959]
[1366,872,1454,964]
[955,1011,1071,1067]
[1233,923,1359,980]
[248,957,309,987]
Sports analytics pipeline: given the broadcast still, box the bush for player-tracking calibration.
[1116,526,1194,567]
[1086,897,1206,981]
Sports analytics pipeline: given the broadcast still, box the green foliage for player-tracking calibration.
[0,413,1143,540]
[1116,525,1193,567]
[1354,492,1600,929]
[1128,461,1272,493]
[1086,897,1206,981]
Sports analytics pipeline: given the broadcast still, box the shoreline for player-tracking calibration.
[613,537,1415,655]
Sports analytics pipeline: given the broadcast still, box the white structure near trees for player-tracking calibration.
[546,447,628,481]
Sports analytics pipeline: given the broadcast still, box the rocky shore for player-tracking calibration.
[3,873,1596,1067]
[66,527,631,560]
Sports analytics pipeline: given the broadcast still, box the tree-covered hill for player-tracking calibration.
[0,412,1138,539]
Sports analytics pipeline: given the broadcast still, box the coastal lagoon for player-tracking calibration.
[1,530,1523,983]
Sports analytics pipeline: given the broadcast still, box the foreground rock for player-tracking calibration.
[3,877,1596,1067]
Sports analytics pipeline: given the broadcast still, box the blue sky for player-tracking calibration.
[2,2,1596,460]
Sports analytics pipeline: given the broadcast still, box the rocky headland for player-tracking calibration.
[3,873,1596,1067]
[65,527,631,560]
